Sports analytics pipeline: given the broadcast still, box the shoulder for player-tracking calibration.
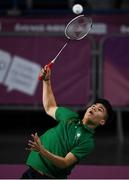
[55,107,79,122]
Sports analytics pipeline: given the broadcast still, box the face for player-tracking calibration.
[83,103,107,127]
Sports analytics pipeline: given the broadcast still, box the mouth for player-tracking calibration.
[88,110,94,115]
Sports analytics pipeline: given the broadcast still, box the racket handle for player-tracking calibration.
[38,72,48,81]
[47,61,54,69]
[38,61,54,80]
[38,74,43,80]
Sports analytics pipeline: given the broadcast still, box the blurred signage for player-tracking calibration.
[0,14,129,35]
[0,35,92,107]
[0,50,41,96]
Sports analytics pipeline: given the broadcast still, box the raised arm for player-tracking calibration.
[40,66,58,119]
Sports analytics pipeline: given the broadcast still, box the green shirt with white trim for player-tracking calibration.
[26,107,95,179]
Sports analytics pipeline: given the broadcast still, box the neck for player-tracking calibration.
[82,118,97,129]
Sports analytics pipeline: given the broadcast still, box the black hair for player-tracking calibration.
[94,98,113,122]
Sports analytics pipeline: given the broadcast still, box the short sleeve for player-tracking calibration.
[71,139,95,161]
[55,107,79,122]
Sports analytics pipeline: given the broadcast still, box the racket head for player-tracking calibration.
[65,14,92,40]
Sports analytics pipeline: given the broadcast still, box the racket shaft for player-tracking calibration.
[52,42,68,63]
[38,42,68,80]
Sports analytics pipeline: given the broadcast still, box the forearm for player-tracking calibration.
[28,133,77,169]
[39,148,67,169]
[43,80,57,112]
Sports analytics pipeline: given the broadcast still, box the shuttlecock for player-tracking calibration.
[72,4,83,15]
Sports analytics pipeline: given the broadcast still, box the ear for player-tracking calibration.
[99,119,106,126]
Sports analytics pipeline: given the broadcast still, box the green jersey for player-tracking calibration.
[26,107,95,179]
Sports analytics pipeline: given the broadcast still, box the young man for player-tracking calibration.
[21,66,113,179]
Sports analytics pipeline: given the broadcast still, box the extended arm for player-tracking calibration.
[40,67,58,119]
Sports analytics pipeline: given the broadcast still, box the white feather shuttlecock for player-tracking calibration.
[72,4,83,15]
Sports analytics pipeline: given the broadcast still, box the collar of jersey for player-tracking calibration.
[82,124,95,134]
[75,118,95,134]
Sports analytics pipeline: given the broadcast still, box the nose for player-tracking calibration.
[92,106,96,111]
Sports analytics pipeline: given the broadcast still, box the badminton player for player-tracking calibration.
[21,66,113,179]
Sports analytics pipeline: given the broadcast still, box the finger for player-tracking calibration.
[26,147,37,151]
[28,140,34,144]
[32,133,39,142]
[25,147,32,151]
[31,135,36,143]
[41,67,44,72]
[44,65,48,71]
[28,140,37,146]
[31,133,36,140]
[35,132,39,139]
[31,133,34,137]
[44,65,51,74]
[35,133,41,145]
[32,132,38,138]
[40,69,45,76]
[31,133,40,145]
[28,143,35,147]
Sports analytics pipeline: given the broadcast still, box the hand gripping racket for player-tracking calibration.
[38,14,92,80]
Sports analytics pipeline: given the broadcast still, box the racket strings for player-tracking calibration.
[65,15,92,40]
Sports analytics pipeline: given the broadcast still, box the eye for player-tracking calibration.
[98,107,104,112]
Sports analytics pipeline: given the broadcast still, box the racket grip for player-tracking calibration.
[38,72,47,81]
[47,61,54,69]
[38,61,54,80]
[38,74,43,80]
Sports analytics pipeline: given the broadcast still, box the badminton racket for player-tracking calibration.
[38,14,92,80]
